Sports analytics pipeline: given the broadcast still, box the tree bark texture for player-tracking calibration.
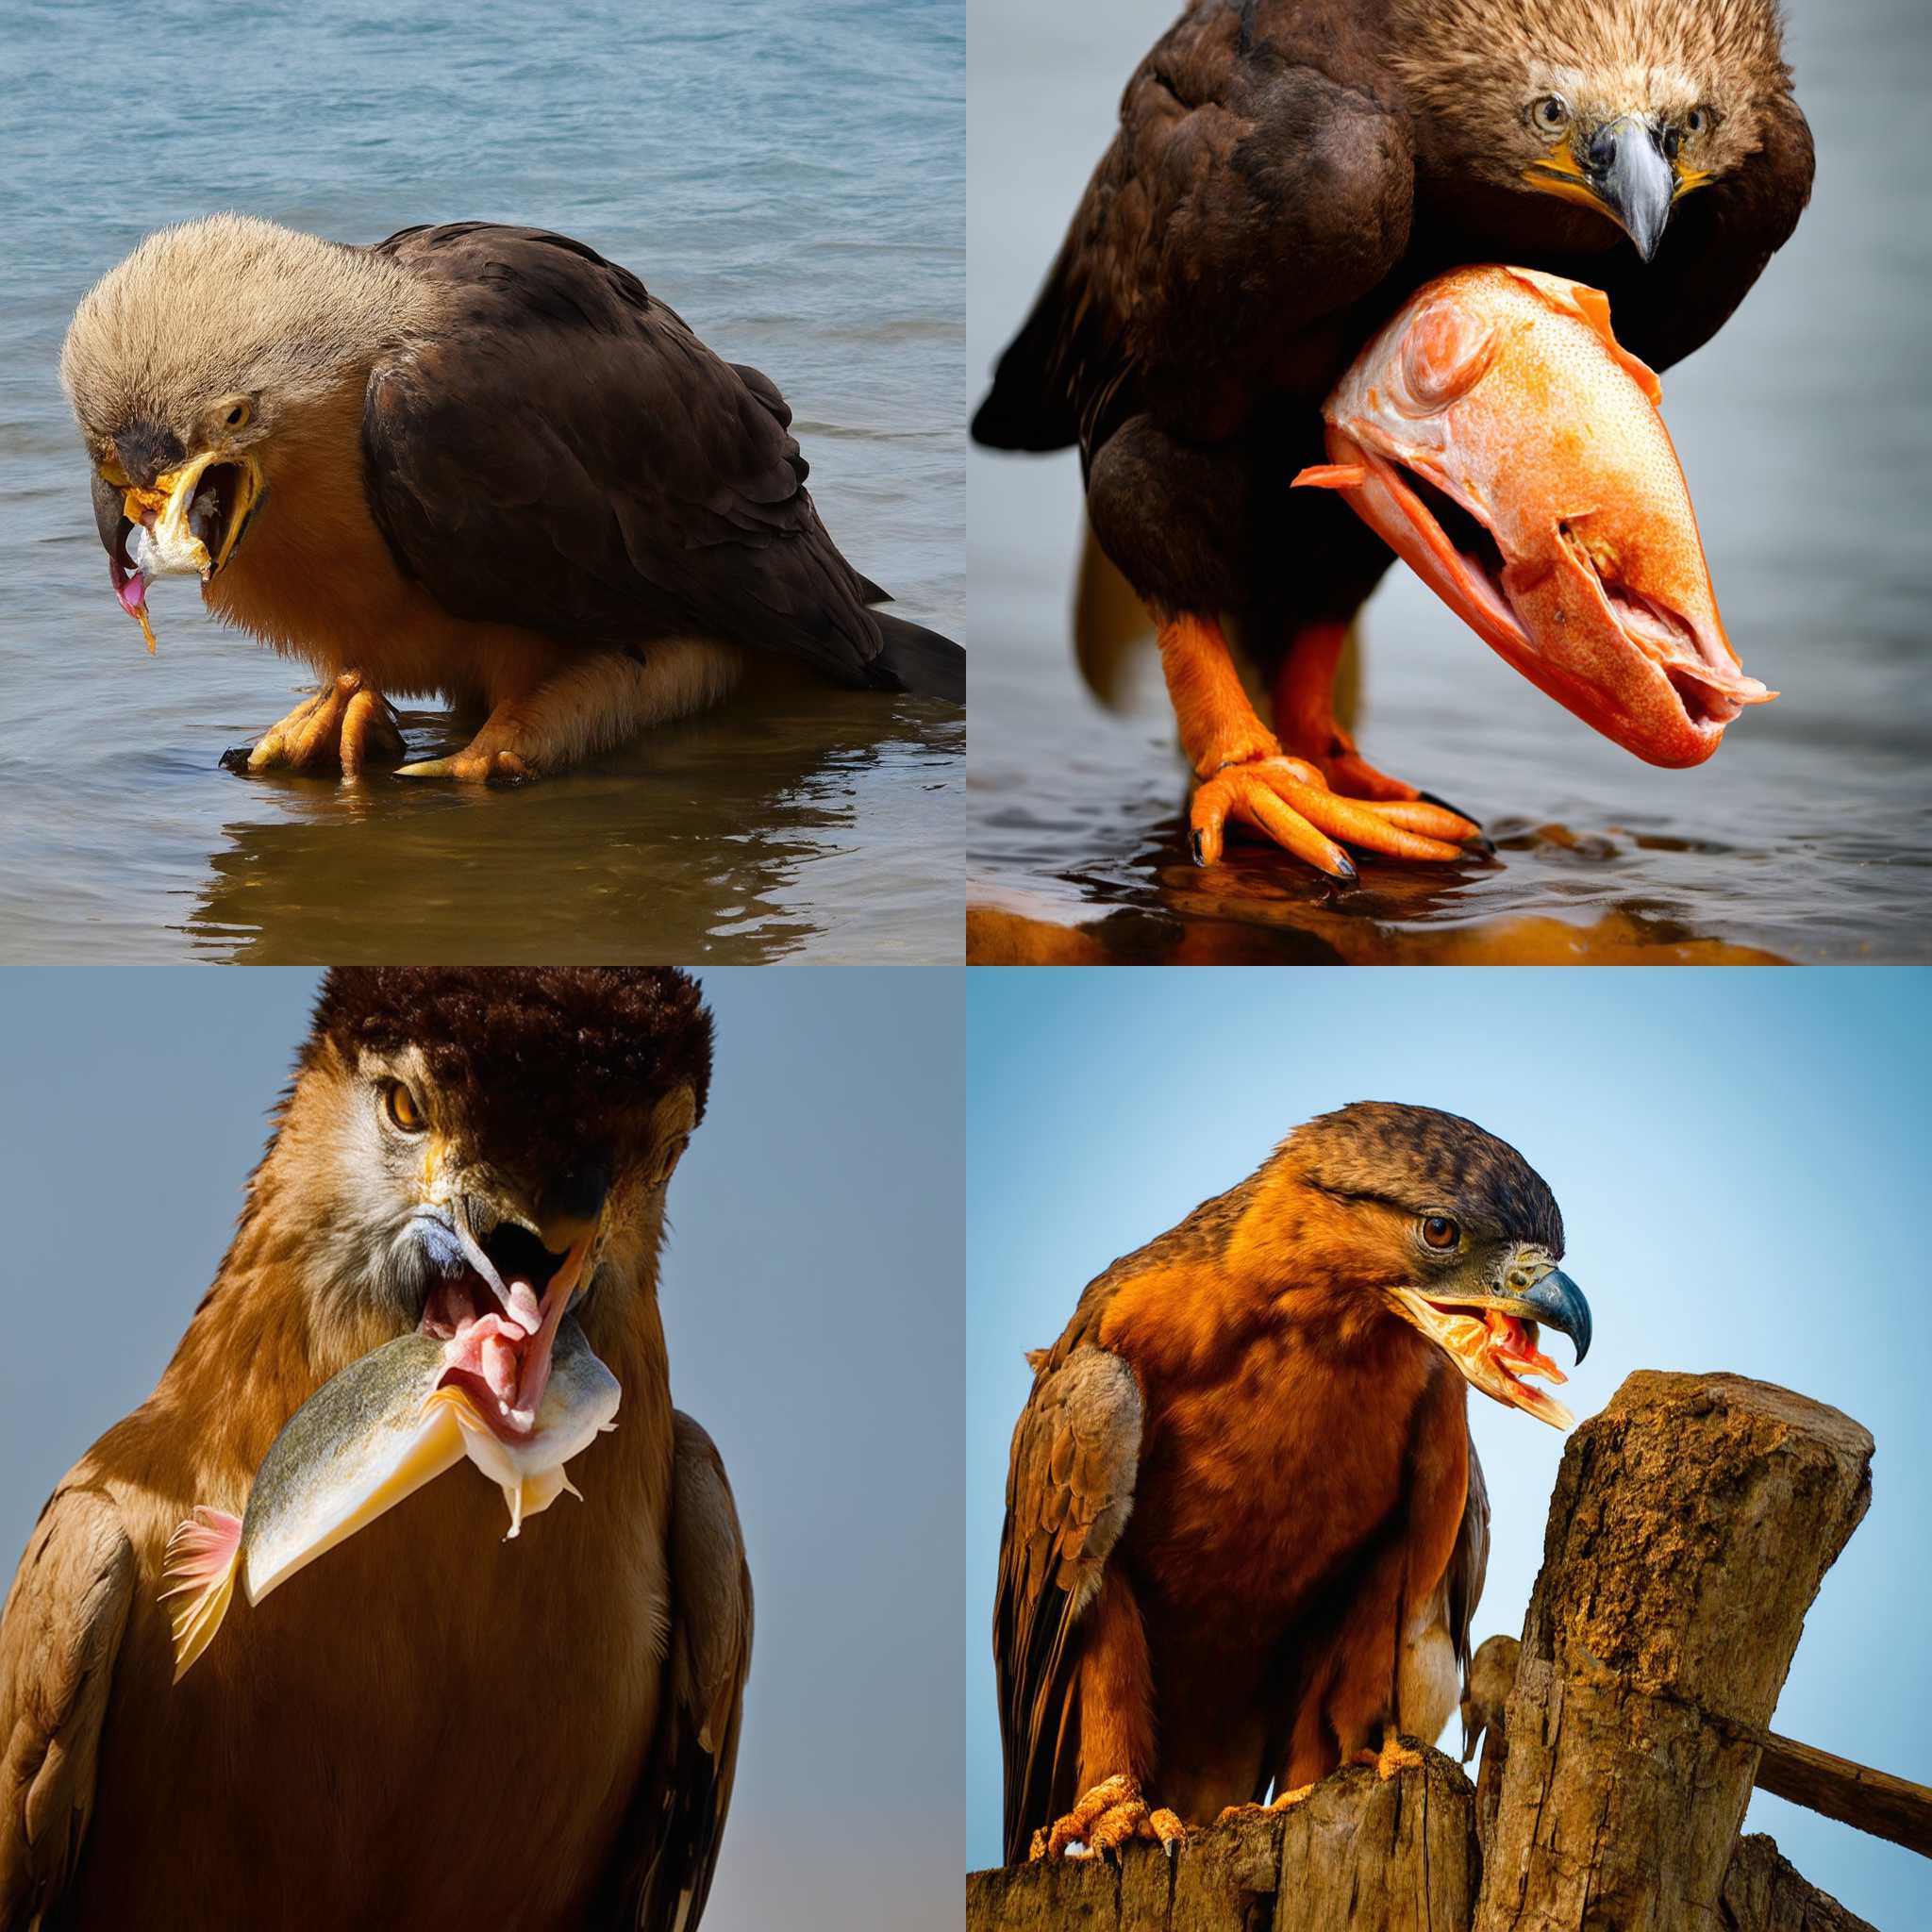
[1471,1373,1874,1932]
[966,1749,1476,1932]
[1718,1835,1877,1932]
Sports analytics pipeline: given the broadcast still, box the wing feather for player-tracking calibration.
[599,1413,751,1932]
[995,1344,1142,1863]
[0,1483,135,1931]
[362,225,895,686]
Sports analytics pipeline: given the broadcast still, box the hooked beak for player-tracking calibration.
[1391,1244,1591,1430]
[108,449,264,652]
[1525,116,1677,261]
[1293,429,1774,768]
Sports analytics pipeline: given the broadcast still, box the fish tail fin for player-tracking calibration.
[1291,463,1366,491]
[160,1507,242,1682]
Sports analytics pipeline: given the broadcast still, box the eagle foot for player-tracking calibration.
[1188,756,1479,874]
[1028,1774,1186,1861]
[1356,1729,1426,1781]
[1216,1782,1316,1827]
[394,747,533,786]
[225,672,406,781]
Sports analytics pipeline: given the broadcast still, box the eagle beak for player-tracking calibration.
[1392,1245,1591,1430]
[119,450,264,587]
[1524,116,1676,261]
[1584,117,1674,261]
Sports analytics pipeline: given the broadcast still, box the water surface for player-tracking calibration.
[967,0,1930,963]
[1,0,963,963]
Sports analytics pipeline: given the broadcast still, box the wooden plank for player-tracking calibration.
[1754,1730,1932,1860]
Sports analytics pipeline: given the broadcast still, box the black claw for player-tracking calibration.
[1419,791,1495,854]
[1191,829,1206,866]
[218,746,255,774]
[1331,854,1358,884]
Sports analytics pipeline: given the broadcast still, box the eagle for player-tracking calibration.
[974,0,1812,872]
[61,217,964,783]
[0,968,752,1930]
[996,1102,1591,1860]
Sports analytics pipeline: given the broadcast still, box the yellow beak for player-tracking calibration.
[121,449,263,581]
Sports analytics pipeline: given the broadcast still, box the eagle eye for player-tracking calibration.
[1531,94,1570,132]
[1685,104,1711,138]
[1421,1214,1460,1250]
[223,398,252,431]
[383,1080,426,1133]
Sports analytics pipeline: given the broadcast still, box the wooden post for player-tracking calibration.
[1472,1373,1874,1932]
[966,1751,1476,1932]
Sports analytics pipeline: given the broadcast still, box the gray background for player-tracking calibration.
[0,967,962,1930]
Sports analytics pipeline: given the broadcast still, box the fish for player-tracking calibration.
[1292,264,1774,770]
[160,1316,619,1682]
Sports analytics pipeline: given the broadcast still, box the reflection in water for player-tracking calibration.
[966,0,1932,964]
[182,693,961,963]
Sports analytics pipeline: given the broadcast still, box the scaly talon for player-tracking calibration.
[1217,1782,1316,1825]
[1030,1774,1186,1861]
[230,671,406,779]
[394,747,532,786]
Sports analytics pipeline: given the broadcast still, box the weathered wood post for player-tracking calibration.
[1472,1373,1874,1932]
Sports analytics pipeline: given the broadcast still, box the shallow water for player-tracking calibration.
[0,0,963,963]
[966,0,1931,964]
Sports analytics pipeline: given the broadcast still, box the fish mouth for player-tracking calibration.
[1318,431,1774,769]
[417,1220,592,1445]
[1391,1275,1586,1431]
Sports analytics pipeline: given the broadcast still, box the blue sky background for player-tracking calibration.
[967,968,1930,1924]
[0,967,961,1931]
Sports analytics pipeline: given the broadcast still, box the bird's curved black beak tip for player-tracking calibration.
[1524,1266,1591,1365]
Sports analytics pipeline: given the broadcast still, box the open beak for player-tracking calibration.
[1294,429,1774,768]
[109,449,263,652]
[1525,116,1677,261]
[1391,1244,1591,1430]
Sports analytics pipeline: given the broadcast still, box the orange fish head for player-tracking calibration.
[1293,268,1775,770]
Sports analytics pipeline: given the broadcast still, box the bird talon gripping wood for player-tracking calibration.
[996,1102,1591,1862]
[0,970,752,1930]
[63,216,963,783]
[974,0,1811,864]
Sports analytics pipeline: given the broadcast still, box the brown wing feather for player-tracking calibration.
[361,224,897,687]
[598,1413,751,1932]
[1449,1428,1490,1684]
[974,2,1414,453]
[995,1344,1142,1863]
[0,1483,135,1931]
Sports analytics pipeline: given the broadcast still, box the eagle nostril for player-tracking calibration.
[1585,126,1620,174]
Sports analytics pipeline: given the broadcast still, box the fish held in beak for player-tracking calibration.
[158,1241,619,1681]
[1292,265,1774,769]
[107,449,263,654]
[1390,1245,1591,1431]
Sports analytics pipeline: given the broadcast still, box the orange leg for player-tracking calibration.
[1273,620,1490,838]
[1156,612,1477,876]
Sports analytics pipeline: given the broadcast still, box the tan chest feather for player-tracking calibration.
[205,379,571,706]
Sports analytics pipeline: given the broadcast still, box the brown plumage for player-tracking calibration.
[0,969,750,1930]
[996,1102,1589,1862]
[61,216,962,784]
[974,0,1811,869]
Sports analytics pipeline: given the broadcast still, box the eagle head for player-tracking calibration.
[1394,0,1796,260]
[1281,1101,1591,1429]
[259,967,712,1429]
[58,214,425,643]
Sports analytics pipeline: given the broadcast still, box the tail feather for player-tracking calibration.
[869,611,965,706]
[160,1506,243,1682]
